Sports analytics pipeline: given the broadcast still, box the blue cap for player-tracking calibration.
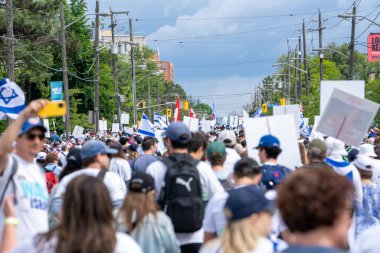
[256,134,280,148]
[162,122,191,143]
[19,117,47,136]
[81,140,118,160]
[224,185,275,221]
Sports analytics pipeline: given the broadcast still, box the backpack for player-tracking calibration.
[43,165,59,193]
[260,164,289,190]
[159,154,203,233]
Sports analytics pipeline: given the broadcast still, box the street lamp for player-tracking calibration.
[338,14,380,27]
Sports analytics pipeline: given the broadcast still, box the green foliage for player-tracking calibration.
[194,102,212,118]
[366,79,380,124]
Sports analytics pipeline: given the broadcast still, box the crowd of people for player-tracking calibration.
[0,99,380,253]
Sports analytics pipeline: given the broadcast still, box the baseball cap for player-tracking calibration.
[129,172,155,193]
[358,144,377,157]
[128,143,139,152]
[353,155,373,171]
[256,135,280,148]
[207,141,226,158]
[218,130,236,146]
[224,185,275,221]
[134,135,143,144]
[36,152,46,160]
[162,122,191,143]
[325,137,347,156]
[81,140,118,160]
[19,117,47,136]
[308,139,327,153]
[109,141,122,151]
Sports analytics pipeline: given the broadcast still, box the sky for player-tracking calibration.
[85,0,379,116]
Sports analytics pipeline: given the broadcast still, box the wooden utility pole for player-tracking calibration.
[298,36,302,98]
[349,3,356,80]
[129,18,137,126]
[302,19,309,95]
[6,0,14,81]
[318,9,324,81]
[94,0,100,132]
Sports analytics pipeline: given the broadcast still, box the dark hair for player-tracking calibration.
[277,169,354,233]
[209,152,225,166]
[38,176,116,253]
[233,158,261,178]
[59,148,83,181]
[260,146,282,159]
[170,139,189,149]
[187,133,208,153]
[142,137,157,151]
[358,168,372,180]
[82,156,98,168]
[375,144,380,160]
[119,136,129,146]
[46,153,58,164]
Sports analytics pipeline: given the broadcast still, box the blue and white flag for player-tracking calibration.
[154,111,168,130]
[0,78,26,120]
[211,100,216,120]
[252,107,264,118]
[137,113,156,137]
[299,103,305,129]
[221,116,228,127]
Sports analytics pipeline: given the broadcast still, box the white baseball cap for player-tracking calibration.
[218,130,237,146]
[358,144,377,157]
[36,152,46,160]
[325,137,347,157]
[353,155,374,171]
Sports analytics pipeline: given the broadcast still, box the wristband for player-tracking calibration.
[4,217,19,226]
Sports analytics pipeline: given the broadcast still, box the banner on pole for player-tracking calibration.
[50,81,63,101]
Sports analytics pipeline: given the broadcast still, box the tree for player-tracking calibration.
[193,102,212,119]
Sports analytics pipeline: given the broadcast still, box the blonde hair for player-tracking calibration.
[121,191,158,234]
[222,216,260,253]
[128,150,140,160]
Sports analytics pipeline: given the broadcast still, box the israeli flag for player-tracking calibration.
[154,112,168,130]
[252,107,263,118]
[137,113,156,137]
[0,78,26,120]
[221,116,228,126]
[299,104,305,129]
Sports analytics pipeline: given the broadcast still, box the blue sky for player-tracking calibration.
[85,0,379,115]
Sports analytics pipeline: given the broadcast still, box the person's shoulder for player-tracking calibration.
[115,232,143,253]
[146,159,166,171]
[199,238,222,253]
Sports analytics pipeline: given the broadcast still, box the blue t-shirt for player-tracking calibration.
[283,246,345,253]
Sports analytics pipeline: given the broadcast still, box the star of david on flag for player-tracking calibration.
[137,113,156,137]
[154,111,169,130]
[0,78,26,120]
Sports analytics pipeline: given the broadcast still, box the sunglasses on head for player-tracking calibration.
[26,133,45,141]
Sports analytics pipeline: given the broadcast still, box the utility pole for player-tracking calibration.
[129,18,137,126]
[94,0,100,132]
[298,36,302,98]
[318,9,324,81]
[302,19,309,95]
[6,0,14,81]
[287,39,291,99]
[60,0,71,136]
[294,48,298,102]
[349,3,356,80]
[147,73,151,120]
[110,10,129,131]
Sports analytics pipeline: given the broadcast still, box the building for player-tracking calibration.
[98,29,147,54]
[152,53,174,83]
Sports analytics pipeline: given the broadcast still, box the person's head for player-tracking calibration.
[233,157,261,185]
[141,136,158,154]
[38,175,116,253]
[81,140,118,169]
[109,141,125,160]
[61,145,67,152]
[134,135,143,145]
[218,130,237,149]
[325,137,347,158]
[375,144,380,160]
[127,143,140,160]
[353,155,373,180]
[16,117,47,160]
[121,172,157,233]
[45,153,58,164]
[188,133,209,160]
[222,185,274,253]
[256,135,281,163]
[59,148,83,181]
[36,151,47,166]
[307,139,327,163]
[206,141,227,167]
[162,122,192,152]
[358,143,377,158]
[119,136,129,146]
[277,169,354,249]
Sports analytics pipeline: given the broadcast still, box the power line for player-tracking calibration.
[175,59,275,68]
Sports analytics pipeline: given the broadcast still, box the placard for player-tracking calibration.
[230,115,238,128]
[72,125,84,138]
[99,120,107,131]
[123,127,134,135]
[121,113,129,125]
[112,123,120,133]
[201,120,211,133]
[273,104,300,137]
[316,88,379,147]
[183,116,199,132]
[244,114,302,169]
[43,119,50,138]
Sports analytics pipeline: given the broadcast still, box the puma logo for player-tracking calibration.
[176,177,193,192]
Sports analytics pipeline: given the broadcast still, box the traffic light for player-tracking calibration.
[261,104,268,113]
[183,101,189,111]
[166,108,172,118]
[279,98,286,106]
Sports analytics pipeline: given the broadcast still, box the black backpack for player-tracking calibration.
[260,164,290,190]
[159,154,203,233]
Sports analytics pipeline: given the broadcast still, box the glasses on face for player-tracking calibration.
[26,133,45,141]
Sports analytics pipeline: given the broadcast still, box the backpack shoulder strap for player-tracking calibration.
[97,169,107,181]
[0,156,18,204]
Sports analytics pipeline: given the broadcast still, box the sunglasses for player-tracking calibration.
[26,133,45,141]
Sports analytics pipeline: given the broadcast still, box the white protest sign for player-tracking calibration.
[320,80,365,115]
[242,109,249,119]
[121,113,129,125]
[72,125,84,138]
[183,116,199,132]
[230,115,239,128]
[43,119,50,138]
[310,115,324,141]
[112,123,120,133]
[244,114,302,170]
[316,88,379,147]
[210,119,216,127]
[273,104,300,137]
[123,127,134,135]
[155,129,167,154]
[99,120,107,131]
[201,120,211,133]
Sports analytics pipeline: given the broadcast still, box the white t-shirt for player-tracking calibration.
[199,237,273,253]
[224,148,241,174]
[57,151,67,168]
[11,232,143,253]
[203,190,228,236]
[0,154,49,240]
[110,157,132,183]
[146,158,224,245]
[51,168,126,211]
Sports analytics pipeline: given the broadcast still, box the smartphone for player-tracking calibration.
[38,101,67,118]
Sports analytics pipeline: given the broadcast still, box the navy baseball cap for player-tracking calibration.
[162,122,191,143]
[224,185,275,221]
[81,140,118,160]
[129,172,155,193]
[19,117,47,136]
[256,134,280,148]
